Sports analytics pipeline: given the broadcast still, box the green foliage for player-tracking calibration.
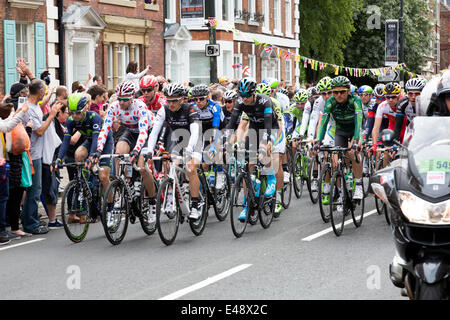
[343,0,433,74]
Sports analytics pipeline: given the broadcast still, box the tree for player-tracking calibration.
[299,0,358,83]
[343,0,433,74]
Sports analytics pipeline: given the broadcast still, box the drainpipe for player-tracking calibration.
[58,0,65,85]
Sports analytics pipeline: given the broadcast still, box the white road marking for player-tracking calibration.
[158,264,253,300]
[302,209,378,241]
[0,238,46,251]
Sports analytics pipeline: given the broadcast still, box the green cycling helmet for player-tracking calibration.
[262,78,279,90]
[317,77,332,92]
[256,83,271,95]
[68,93,88,112]
[294,89,308,102]
[331,76,351,89]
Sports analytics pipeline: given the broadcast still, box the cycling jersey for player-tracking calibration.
[375,101,397,130]
[147,103,200,155]
[57,111,104,160]
[393,96,414,142]
[138,92,167,114]
[195,99,222,132]
[307,96,325,139]
[221,105,240,129]
[97,99,152,153]
[317,94,363,142]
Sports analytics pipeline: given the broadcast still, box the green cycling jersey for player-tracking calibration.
[317,94,363,141]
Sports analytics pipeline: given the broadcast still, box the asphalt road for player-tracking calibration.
[0,189,405,300]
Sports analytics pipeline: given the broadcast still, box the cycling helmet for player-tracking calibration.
[350,84,357,94]
[191,84,210,97]
[307,86,319,98]
[383,82,401,95]
[262,78,279,89]
[317,77,332,92]
[223,90,238,100]
[238,77,257,96]
[187,88,193,99]
[163,83,185,98]
[405,78,426,92]
[256,83,271,95]
[278,88,289,96]
[437,71,450,97]
[358,85,373,94]
[140,75,158,89]
[68,93,88,112]
[182,87,191,97]
[331,76,351,88]
[116,81,136,97]
[374,84,385,97]
[294,89,308,102]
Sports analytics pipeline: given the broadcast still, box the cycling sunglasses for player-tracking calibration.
[240,93,253,98]
[407,92,421,97]
[332,90,348,95]
[167,98,181,103]
[194,97,207,102]
[118,97,132,102]
[224,99,234,104]
[360,93,372,97]
[385,95,399,100]
[142,87,155,93]
[321,91,333,95]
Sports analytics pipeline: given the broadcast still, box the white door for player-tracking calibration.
[73,42,89,83]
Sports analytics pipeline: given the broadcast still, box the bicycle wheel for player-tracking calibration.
[351,180,365,228]
[189,173,208,236]
[156,178,180,245]
[281,148,293,209]
[259,176,274,229]
[139,178,157,235]
[293,151,305,199]
[230,173,249,238]
[330,170,346,236]
[361,151,371,197]
[214,171,231,221]
[101,179,129,245]
[374,159,387,218]
[307,156,320,204]
[318,162,332,223]
[61,180,90,243]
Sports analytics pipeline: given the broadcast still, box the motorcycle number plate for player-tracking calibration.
[426,171,445,185]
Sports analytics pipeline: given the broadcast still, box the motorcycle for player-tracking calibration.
[369,117,450,300]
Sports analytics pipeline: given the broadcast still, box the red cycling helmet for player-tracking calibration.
[140,75,158,89]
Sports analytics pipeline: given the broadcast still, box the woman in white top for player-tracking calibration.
[123,61,151,90]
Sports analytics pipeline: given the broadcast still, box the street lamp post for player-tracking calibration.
[208,2,218,84]
[399,0,405,83]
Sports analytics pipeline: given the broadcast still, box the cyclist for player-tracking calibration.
[253,83,287,216]
[93,81,155,226]
[365,83,386,141]
[146,83,203,219]
[317,76,364,201]
[426,73,450,116]
[393,78,425,142]
[290,89,310,155]
[221,90,239,128]
[371,82,402,168]
[225,77,279,220]
[52,93,114,223]
[138,75,167,114]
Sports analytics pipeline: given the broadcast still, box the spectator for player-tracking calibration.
[40,70,51,86]
[124,61,151,90]
[42,103,69,229]
[211,89,224,106]
[53,86,69,107]
[21,79,63,235]
[6,82,29,110]
[87,85,107,115]
[92,75,105,88]
[72,81,85,93]
[219,77,230,88]
[0,101,29,244]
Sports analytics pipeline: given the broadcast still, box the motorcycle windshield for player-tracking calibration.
[404,117,450,199]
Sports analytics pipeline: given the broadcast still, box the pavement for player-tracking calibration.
[0,184,405,300]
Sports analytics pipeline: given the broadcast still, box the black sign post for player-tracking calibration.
[385,19,399,67]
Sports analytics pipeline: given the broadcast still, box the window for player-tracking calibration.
[248,0,255,19]
[274,0,281,32]
[16,23,30,63]
[234,0,242,18]
[165,0,176,23]
[134,45,140,69]
[223,51,232,81]
[233,54,242,79]
[248,54,256,78]
[118,44,130,82]
[222,0,230,21]
[285,0,292,36]
[285,59,292,85]
[261,58,280,81]
[262,0,270,30]
[190,51,210,85]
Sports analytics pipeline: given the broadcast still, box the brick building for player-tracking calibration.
[164,0,300,87]
[1,0,48,94]
[440,0,450,70]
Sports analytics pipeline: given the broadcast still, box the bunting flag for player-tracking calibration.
[242,66,251,77]
[232,64,242,69]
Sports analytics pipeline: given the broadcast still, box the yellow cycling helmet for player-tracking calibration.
[383,82,401,95]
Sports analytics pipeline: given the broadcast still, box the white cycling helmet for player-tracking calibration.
[405,78,426,92]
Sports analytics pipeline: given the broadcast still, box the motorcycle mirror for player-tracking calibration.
[380,129,395,147]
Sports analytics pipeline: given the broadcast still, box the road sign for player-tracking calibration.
[378,69,399,82]
[205,44,220,57]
